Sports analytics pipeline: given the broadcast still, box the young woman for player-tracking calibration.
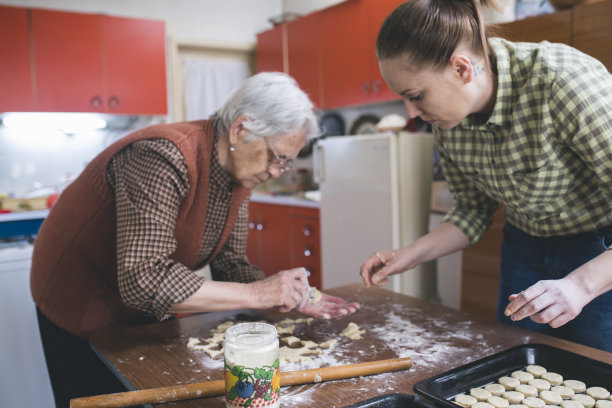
[360,0,612,352]
[32,72,359,406]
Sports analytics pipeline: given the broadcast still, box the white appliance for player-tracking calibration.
[0,241,54,407]
[314,132,437,299]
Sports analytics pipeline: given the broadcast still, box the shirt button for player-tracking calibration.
[491,159,496,165]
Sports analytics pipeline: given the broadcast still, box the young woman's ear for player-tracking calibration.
[450,54,474,84]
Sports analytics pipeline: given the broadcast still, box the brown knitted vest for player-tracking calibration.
[30,120,250,338]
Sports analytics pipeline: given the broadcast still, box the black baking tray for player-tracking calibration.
[345,393,438,408]
[414,343,612,408]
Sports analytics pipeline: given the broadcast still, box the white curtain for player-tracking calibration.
[183,58,250,121]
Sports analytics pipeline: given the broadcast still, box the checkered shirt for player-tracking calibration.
[436,37,612,244]
[106,137,264,320]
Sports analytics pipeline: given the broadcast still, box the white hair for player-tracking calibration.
[214,72,319,143]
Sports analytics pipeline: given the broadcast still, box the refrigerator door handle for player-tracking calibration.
[314,143,325,184]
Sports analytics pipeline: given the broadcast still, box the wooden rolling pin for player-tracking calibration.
[70,357,413,408]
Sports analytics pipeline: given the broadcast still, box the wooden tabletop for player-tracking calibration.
[90,284,612,407]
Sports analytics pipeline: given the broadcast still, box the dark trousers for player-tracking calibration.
[497,222,612,352]
[36,308,129,408]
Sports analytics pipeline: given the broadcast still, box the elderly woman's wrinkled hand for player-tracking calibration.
[298,292,360,319]
[252,267,309,312]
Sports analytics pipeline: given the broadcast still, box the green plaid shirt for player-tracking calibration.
[437,38,612,244]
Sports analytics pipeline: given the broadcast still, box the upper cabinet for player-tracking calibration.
[0,6,34,112]
[256,0,611,110]
[1,7,167,115]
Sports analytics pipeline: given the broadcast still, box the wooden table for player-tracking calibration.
[90,284,612,407]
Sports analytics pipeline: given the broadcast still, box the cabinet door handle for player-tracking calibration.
[304,247,312,257]
[90,95,104,108]
[372,79,382,93]
[248,222,255,229]
[302,226,311,237]
[361,82,371,95]
[108,95,120,109]
[256,223,264,231]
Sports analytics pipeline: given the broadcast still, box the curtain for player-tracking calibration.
[183,58,250,121]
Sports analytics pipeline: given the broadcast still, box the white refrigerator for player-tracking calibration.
[313,132,436,300]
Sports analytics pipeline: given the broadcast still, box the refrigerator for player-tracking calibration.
[313,132,436,300]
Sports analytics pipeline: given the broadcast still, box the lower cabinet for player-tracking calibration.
[246,201,321,290]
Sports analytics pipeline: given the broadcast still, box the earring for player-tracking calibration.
[230,144,236,152]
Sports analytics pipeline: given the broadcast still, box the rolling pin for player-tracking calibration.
[70,357,413,408]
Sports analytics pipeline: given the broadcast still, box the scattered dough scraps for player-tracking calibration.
[308,287,322,304]
[341,322,365,340]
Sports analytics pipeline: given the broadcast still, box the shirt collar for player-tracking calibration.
[210,135,234,192]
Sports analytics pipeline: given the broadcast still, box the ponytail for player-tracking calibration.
[376,0,498,72]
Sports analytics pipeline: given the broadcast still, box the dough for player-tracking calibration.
[308,286,322,304]
[471,388,493,401]
[551,385,575,399]
[186,337,224,359]
[341,322,365,340]
[513,371,536,384]
[503,391,526,404]
[515,384,538,397]
[587,387,611,400]
[541,373,563,386]
[281,336,301,346]
[540,390,563,405]
[561,401,585,408]
[486,384,507,396]
[526,365,547,378]
[529,379,552,392]
[571,394,596,408]
[455,394,478,407]
[488,396,510,408]
[473,403,495,408]
[596,401,612,408]
[508,405,528,408]
[500,376,521,390]
[564,380,587,394]
[522,397,545,408]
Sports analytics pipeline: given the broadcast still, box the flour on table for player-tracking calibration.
[341,322,365,340]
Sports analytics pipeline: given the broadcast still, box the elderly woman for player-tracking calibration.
[31,72,359,406]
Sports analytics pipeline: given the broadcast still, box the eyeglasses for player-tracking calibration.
[265,137,293,173]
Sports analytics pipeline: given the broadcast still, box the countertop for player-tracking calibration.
[90,284,612,408]
[250,191,320,208]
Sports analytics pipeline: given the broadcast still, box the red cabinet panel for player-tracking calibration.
[287,12,322,108]
[256,24,286,73]
[0,6,34,112]
[32,9,105,112]
[103,16,167,114]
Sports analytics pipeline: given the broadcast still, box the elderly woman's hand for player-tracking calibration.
[252,267,309,312]
[298,292,360,319]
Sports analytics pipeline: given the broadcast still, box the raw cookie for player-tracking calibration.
[500,376,522,390]
[486,384,507,396]
[529,379,552,392]
[513,371,536,384]
[308,286,322,304]
[526,365,547,378]
[473,403,495,408]
[503,391,526,404]
[561,401,585,408]
[551,386,575,399]
[587,388,611,400]
[571,394,596,408]
[523,397,546,408]
[341,322,365,340]
[508,405,528,408]
[455,394,478,407]
[564,380,587,394]
[516,384,538,397]
[540,390,563,405]
[471,388,493,401]
[541,373,563,386]
[488,396,510,408]
[596,402,612,408]
[544,406,559,408]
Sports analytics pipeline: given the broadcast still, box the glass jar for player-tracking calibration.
[224,322,280,408]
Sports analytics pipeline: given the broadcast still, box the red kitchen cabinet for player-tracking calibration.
[287,12,323,107]
[256,24,286,73]
[246,201,321,290]
[0,6,34,112]
[30,8,166,114]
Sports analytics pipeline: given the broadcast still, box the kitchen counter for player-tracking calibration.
[250,191,320,208]
[0,210,49,239]
[90,284,612,407]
